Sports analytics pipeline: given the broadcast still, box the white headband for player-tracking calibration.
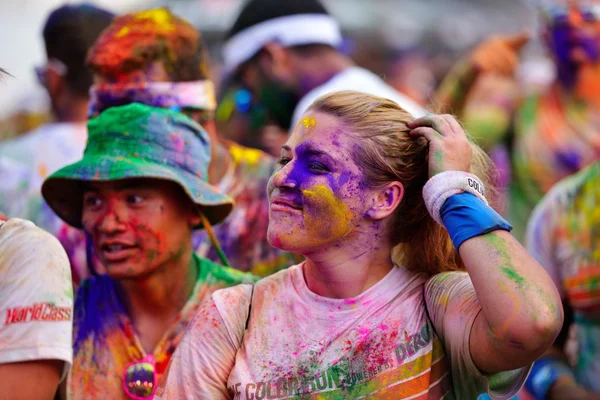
[223,14,342,76]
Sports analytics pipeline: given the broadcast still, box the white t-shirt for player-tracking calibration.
[0,218,73,376]
[157,263,529,399]
[291,66,426,128]
[0,122,89,282]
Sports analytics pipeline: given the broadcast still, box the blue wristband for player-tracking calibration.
[440,192,512,250]
[524,357,575,400]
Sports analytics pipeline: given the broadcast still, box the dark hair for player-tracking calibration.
[87,9,209,82]
[43,4,114,96]
[226,0,331,41]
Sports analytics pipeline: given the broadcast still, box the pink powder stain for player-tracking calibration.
[378,323,388,331]
[169,132,185,152]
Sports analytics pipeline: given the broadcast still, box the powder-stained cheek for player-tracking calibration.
[301,184,355,240]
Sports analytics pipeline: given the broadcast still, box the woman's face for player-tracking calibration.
[81,178,197,279]
[267,111,378,254]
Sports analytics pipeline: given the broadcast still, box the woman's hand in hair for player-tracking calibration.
[408,114,472,177]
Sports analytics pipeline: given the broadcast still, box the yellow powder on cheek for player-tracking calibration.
[302,184,355,240]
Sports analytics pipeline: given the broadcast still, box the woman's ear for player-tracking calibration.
[367,182,404,220]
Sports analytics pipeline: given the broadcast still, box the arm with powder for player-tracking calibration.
[432,35,527,151]
[409,114,563,374]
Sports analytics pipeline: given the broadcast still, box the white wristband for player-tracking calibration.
[422,171,488,226]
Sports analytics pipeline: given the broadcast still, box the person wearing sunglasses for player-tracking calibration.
[434,0,600,243]
[41,103,256,399]
[85,8,299,278]
[0,4,114,286]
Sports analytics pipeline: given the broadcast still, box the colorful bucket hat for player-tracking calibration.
[42,102,233,229]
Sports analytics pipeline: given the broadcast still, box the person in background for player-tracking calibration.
[223,0,426,134]
[42,103,256,399]
[0,4,114,285]
[86,8,298,277]
[0,218,73,400]
[434,0,600,241]
[524,162,600,398]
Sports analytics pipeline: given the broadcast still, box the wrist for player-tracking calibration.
[423,170,488,226]
[440,192,512,250]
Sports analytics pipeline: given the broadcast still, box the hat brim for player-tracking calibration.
[41,155,233,229]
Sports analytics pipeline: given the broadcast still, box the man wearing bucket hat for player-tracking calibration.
[42,103,256,399]
[86,8,299,278]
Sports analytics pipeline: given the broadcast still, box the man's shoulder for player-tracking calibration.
[198,255,259,287]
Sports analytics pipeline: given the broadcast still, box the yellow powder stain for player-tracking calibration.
[229,144,262,166]
[302,116,316,129]
[116,26,130,38]
[302,184,354,240]
[133,9,175,33]
[292,116,317,137]
[38,163,48,178]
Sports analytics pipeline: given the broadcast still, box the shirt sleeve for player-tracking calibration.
[0,218,73,378]
[425,272,530,400]
[156,284,253,399]
[525,186,565,299]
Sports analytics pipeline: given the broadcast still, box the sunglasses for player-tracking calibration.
[123,354,157,399]
[34,58,67,87]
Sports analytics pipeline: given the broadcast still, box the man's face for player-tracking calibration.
[81,178,197,280]
[235,53,301,131]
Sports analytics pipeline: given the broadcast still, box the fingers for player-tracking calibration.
[439,114,465,138]
[505,32,530,51]
[409,126,442,143]
[408,114,454,137]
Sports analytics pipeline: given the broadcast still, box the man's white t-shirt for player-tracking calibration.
[0,218,73,375]
[291,66,427,128]
[157,263,529,399]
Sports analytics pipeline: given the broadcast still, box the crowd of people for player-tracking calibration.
[0,0,598,399]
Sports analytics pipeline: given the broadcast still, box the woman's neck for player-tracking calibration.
[303,231,394,299]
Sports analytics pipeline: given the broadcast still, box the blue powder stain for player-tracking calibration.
[74,275,129,353]
[555,149,581,171]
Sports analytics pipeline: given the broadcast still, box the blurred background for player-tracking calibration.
[0,0,549,141]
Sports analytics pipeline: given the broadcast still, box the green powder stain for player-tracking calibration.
[501,266,525,287]
[484,234,526,287]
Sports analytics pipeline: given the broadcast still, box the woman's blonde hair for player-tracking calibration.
[307,91,496,275]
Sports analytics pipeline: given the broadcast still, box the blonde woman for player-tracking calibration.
[157,91,563,399]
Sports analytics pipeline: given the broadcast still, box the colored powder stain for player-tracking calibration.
[302,184,354,240]
[116,26,130,38]
[484,234,526,287]
[292,116,317,138]
[229,144,262,166]
[134,9,176,32]
[169,132,185,152]
[88,8,198,77]
[500,266,526,287]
